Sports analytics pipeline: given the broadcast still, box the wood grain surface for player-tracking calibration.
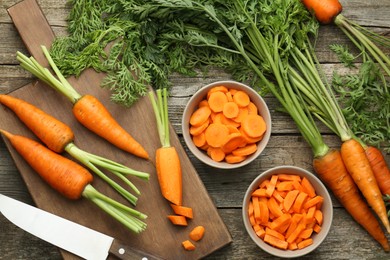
[1,0,390,259]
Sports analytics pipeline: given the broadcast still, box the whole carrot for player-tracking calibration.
[365,146,390,196]
[340,139,390,233]
[301,0,342,24]
[0,94,149,205]
[313,149,390,251]
[16,46,149,160]
[0,129,147,233]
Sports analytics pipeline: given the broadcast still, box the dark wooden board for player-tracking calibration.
[2,0,232,259]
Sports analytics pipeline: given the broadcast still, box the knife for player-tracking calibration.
[0,194,164,260]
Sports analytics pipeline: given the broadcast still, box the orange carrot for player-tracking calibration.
[208,91,228,112]
[156,147,182,206]
[232,90,250,107]
[168,215,188,226]
[263,234,288,250]
[0,94,73,153]
[225,154,246,164]
[17,48,149,159]
[190,106,211,127]
[232,143,257,157]
[0,129,147,233]
[189,226,205,241]
[365,146,390,196]
[340,139,390,233]
[204,123,229,148]
[207,147,226,162]
[241,114,267,138]
[192,132,206,147]
[73,95,148,159]
[301,0,342,24]
[171,204,193,219]
[0,94,149,205]
[313,149,390,250]
[182,240,196,251]
[149,89,183,206]
[223,102,239,119]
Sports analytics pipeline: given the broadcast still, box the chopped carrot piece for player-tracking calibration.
[272,190,285,203]
[223,102,239,119]
[225,91,233,102]
[270,213,291,231]
[190,119,209,136]
[277,174,301,182]
[252,188,267,197]
[283,190,300,212]
[182,240,196,251]
[267,197,283,218]
[232,143,257,157]
[190,106,211,126]
[204,123,229,148]
[259,197,269,225]
[192,132,206,147]
[225,154,247,164]
[171,204,193,219]
[265,175,278,197]
[233,90,251,107]
[207,86,229,99]
[247,102,258,115]
[208,91,228,112]
[256,226,266,239]
[232,107,249,123]
[301,177,316,198]
[265,227,285,241]
[198,99,209,108]
[286,223,305,244]
[314,209,323,225]
[252,196,261,224]
[304,195,324,210]
[292,192,308,213]
[313,224,322,233]
[297,238,313,249]
[207,147,226,162]
[189,226,205,241]
[299,228,313,239]
[168,215,188,226]
[241,114,267,138]
[264,234,288,250]
[222,133,246,154]
[276,181,294,191]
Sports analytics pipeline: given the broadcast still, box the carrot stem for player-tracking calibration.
[148,89,171,147]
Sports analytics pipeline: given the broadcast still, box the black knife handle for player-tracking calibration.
[110,239,165,260]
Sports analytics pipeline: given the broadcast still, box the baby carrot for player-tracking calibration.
[16,47,149,159]
[0,129,147,233]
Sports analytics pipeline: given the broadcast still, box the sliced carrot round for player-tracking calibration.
[225,154,247,164]
[204,123,229,148]
[232,143,258,156]
[208,91,228,112]
[192,132,206,147]
[190,106,211,126]
[207,86,229,99]
[247,102,258,115]
[190,119,209,136]
[241,114,267,138]
[223,102,239,119]
[222,133,246,154]
[233,90,250,107]
[207,147,226,162]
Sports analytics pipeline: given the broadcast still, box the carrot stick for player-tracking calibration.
[313,149,390,250]
[0,94,149,205]
[365,146,390,196]
[149,89,183,206]
[171,204,193,219]
[0,129,147,233]
[16,47,149,159]
[340,139,390,233]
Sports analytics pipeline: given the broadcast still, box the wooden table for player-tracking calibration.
[1,0,389,259]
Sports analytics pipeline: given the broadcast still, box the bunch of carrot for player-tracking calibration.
[248,174,324,250]
[189,86,266,164]
[0,94,149,206]
[0,129,147,233]
[16,46,149,160]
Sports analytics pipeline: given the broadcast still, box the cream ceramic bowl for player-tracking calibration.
[242,166,333,258]
[182,80,271,169]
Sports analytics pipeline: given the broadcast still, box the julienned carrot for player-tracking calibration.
[301,0,342,24]
[248,174,325,250]
[149,89,182,206]
[0,129,147,233]
[365,146,390,196]
[313,149,389,251]
[340,139,390,233]
[16,47,149,159]
[0,94,149,205]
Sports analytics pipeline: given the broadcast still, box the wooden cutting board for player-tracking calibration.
[3,0,232,259]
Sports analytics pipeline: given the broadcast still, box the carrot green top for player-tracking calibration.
[149,88,171,148]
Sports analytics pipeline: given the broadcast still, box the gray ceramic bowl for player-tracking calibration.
[242,166,333,258]
[182,81,271,169]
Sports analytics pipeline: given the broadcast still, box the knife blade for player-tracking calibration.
[0,194,164,260]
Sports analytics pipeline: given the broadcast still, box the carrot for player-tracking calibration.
[190,119,209,136]
[221,133,246,154]
[0,129,147,233]
[17,47,149,159]
[223,102,239,119]
[365,146,390,196]
[0,94,149,205]
[340,139,390,233]
[283,190,300,212]
[301,177,316,198]
[297,238,313,249]
[225,154,246,164]
[232,143,257,157]
[301,0,342,24]
[313,149,390,251]
[149,89,182,206]
[232,90,250,107]
[207,147,226,162]
[171,204,193,219]
[168,215,188,226]
[189,226,205,241]
[190,106,211,127]
[0,94,73,153]
[204,123,229,148]
[192,132,206,147]
[182,240,195,251]
[208,91,228,112]
[241,114,267,138]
